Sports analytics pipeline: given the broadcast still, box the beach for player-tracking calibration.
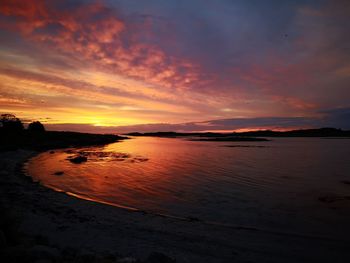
[1,142,350,263]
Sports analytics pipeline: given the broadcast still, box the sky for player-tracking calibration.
[0,0,349,133]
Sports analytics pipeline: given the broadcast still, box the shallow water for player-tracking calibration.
[26,137,350,239]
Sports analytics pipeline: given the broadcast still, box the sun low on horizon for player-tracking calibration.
[0,0,349,133]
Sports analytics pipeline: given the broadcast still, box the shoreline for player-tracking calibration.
[1,149,180,262]
[1,147,350,262]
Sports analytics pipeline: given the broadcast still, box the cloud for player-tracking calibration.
[319,107,350,129]
[0,0,201,91]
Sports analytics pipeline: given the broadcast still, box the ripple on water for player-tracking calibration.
[26,137,350,238]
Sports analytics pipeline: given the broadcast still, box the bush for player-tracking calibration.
[0,114,24,133]
[28,121,45,133]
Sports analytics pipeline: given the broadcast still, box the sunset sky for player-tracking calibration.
[0,0,349,132]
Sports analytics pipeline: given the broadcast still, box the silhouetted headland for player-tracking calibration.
[126,127,350,138]
[0,114,127,151]
[190,137,269,142]
[0,130,127,152]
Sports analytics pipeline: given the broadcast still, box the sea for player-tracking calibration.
[26,136,350,240]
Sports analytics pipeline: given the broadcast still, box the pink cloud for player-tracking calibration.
[0,0,201,91]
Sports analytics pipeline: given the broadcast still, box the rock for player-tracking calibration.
[69,155,87,164]
[30,245,60,261]
[145,252,176,263]
[53,171,64,176]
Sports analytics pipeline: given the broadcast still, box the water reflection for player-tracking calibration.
[26,137,350,238]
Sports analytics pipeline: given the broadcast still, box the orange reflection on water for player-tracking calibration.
[26,137,211,213]
[25,136,350,237]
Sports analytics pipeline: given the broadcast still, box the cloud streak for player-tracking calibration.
[41,107,350,133]
[0,0,200,90]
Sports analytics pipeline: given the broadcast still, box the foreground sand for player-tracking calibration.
[1,150,350,263]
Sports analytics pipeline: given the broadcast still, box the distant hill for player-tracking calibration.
[126,128,350,138]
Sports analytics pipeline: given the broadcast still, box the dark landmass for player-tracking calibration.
[190,137,269,142]
[236,127,350,137]
[0,130,127,152]
[223,145,268,148]
[126,127,350,138]
[318,195,350,203]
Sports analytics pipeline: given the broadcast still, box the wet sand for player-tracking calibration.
[1,150,350,263]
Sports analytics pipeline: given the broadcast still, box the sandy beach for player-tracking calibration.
[1,147,350,263]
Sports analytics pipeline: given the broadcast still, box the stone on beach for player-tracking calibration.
[69,155,87,164]
[53,171,64,176]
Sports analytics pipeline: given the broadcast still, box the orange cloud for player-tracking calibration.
[0,0,200,92]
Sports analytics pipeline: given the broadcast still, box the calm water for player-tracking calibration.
[26,137,350,238]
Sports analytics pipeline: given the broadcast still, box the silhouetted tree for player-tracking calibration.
[28,121,45,133]
[0,114,24,133]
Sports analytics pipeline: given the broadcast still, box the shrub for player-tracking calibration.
[28,121,46,133]
[0,114,24,133]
